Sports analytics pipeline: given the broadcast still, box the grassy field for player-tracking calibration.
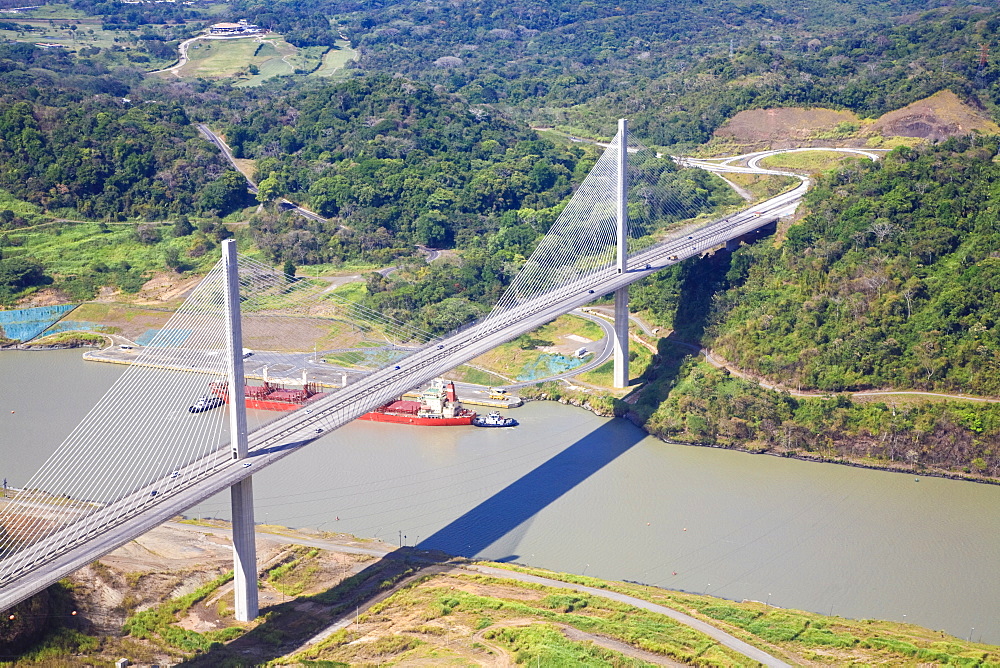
[0,16,119,52]
[176,34,338,85]
[178,37,262,79]
[488,564,1000,666]
[232,38,295,87]
[326,280,366,302]
[0,189,43,219]
[576,336,654,387]
[3,223,214,278]
[291,571,754,666]
[720,172,800,201]
[448,364,513,386]
[758,150,872,174]
[310,40,358,77]
[0,4,199,68]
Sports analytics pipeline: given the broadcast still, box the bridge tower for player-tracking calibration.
[613,118,630,389]
[222,239,259,622]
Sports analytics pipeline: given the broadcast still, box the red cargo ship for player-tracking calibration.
[358,379,475,426]
[210,378,475,425]
[210,381,328,412]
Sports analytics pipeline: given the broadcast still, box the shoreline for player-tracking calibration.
[532,393,1000,488]
[6,343,998,486]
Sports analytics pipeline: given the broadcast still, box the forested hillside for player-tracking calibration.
[2,0,1000,363]
[711,138,1000,395]
[334,0,1000,145]
[206,75,736,330]
[0,43,246,222]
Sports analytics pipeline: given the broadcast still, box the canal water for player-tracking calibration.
[2,349,998,643]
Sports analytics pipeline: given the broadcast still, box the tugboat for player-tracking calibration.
[472,410,518,428]
[188,395,225,413]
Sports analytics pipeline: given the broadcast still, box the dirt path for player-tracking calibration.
[464,564,790,667]
[561,625,687,666]
[714,174,755,201]
[161,522,789,666]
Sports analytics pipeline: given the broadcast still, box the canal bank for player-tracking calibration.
[528,382,1000,488]
[2,349,1000,643]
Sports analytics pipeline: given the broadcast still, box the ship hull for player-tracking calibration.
[212,379,476,425]
[358,412,474,426]
[244,396,326,412]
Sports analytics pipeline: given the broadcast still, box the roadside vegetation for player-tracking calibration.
[757,150,866,174]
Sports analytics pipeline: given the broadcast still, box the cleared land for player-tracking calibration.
[868,89,1000,141]
[310,40,358,77]
[470,314,605,381]
[713,107,862,149]
[170,34,357,85]
[177,37,264,79]
[758,150,868,174]
[707,90,998,153]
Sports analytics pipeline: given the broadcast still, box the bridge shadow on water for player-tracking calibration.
[183,417,648,665]
[178,245,749,664]
[417,417,646,558]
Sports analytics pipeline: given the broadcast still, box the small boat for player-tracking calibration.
[472,411,518,428]
[188,395,224,413]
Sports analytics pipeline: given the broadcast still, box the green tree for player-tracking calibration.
[256,176,281,204]
[173,215,194,237]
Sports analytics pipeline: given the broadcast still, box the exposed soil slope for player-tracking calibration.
[714,107,860,147]
[714,90,999,148]
[867,89,1000,140]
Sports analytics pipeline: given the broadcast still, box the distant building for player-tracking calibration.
[209,19,264,36]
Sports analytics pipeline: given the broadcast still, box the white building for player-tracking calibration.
[209,19,264,36]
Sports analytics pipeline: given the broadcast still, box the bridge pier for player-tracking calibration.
[222,239,259,622]
[613,118,630,389]
[613,287,629,388]
[725,238,741,252]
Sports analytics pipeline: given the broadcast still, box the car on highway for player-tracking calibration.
[242,461,251,468]
[150,490,158,497]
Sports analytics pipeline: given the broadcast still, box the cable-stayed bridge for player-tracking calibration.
[0,123,843,618]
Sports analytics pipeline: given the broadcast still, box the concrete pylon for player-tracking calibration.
[222,239,258,622]
[613,119,630,390]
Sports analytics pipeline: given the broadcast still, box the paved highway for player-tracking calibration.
[0,169,805,611]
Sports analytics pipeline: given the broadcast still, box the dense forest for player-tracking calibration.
[0,43,247,221]
[337,1,1000,145]
[710,138,1000,396]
